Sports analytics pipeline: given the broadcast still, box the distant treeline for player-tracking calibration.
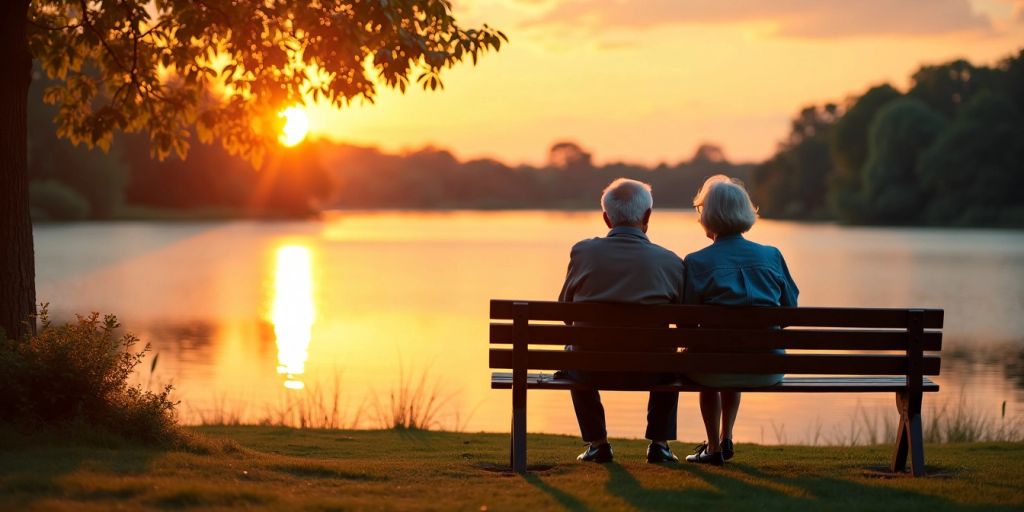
[322,142,750,210]
[27,67,752,218]
[27,68,333,220]
[28,49,1024,227]
[750,49,1024,227]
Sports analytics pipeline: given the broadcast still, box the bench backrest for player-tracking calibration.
[489,300,943,377]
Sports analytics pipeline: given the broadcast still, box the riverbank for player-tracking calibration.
[2,426,1022,510]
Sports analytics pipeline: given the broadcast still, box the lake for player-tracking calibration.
[34,211,1024,444]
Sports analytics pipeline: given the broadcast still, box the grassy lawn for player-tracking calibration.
[1,426,1022,511]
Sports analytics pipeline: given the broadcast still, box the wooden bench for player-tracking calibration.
[489,300,943,476]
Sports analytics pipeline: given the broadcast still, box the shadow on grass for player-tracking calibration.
[657,462,1003,512]
[502,457,993,511]
[474,462,556,475]
[0,434,161,508]
[148,488,273,509]
[523,473,589,512]
[267,462,386,481]
[603,463,730,511]
[0,441,158,477]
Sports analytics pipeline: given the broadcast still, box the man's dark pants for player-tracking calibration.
[568,369,678,443]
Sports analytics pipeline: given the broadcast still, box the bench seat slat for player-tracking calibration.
[490,372,940,393]
[489,324,942,351]
[489,349,941,375]
[490,300,944,329]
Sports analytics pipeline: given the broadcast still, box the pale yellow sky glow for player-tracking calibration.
[302,0,1024,165]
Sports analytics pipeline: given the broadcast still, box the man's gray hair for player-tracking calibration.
[694,175,757,236]
[601,178,653,226]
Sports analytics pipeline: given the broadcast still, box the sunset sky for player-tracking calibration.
[304,0,1024,166]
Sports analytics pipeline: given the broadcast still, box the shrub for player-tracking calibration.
[0,306,179,444]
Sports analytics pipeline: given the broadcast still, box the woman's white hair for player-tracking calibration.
[601,178,653,226]
[694,175,758,236]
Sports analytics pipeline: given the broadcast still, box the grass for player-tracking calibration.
[186,385,1021,446]
[187,366,484,432]
[370,364,456,430]
[925,399,1022,443]
[1,426,1022,511]
[766,399,1024,447]
[182,366,1021,445]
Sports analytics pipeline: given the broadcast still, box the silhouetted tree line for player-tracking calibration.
[28,64,751,218]
[324,141,750,210]
[751,49,1024,227]
[47,49,1024,225]
[27,68,332,220]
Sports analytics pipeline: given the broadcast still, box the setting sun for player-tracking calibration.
[278,107,310,147]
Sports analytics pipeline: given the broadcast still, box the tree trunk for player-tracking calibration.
[0,0,36,341]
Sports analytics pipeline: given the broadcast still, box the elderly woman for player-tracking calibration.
[682,175,799,465]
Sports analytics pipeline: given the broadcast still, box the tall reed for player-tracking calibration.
[924,396,1022,443]
[791,396,1022,446]
[262,374,366,429]
[371,363,454,430]
[188,366,466,431]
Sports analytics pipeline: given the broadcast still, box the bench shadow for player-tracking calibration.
[603,463,725,511]
[517,459,990,512]
[523,473,590,512]
[655,462,1005,511]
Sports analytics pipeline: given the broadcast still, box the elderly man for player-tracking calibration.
[558,178,684,464]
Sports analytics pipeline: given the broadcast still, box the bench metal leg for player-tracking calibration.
[891,391,925,476]
[511,380,527,474]
[509,416,514,469]
[510,303,529,474]
[907,411,925,477]
[891,392,909,472]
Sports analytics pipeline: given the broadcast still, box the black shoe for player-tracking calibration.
[646,443,679,464]
[684,442,724,466]
[577,443,613,463]
[722,439,734,461]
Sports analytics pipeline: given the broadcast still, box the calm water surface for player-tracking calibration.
[35,211,1024,444]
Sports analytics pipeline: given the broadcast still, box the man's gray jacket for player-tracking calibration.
[558,226,685,307]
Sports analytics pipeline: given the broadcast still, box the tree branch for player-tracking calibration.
[26,16,82,32]
[79,0,130,74]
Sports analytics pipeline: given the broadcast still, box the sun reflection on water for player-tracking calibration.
[269,245,316,390]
